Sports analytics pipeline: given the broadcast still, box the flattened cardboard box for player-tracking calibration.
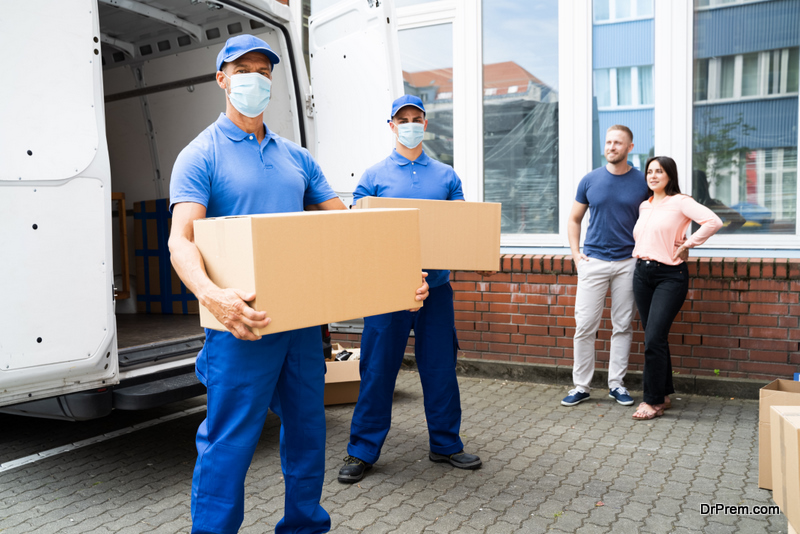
[194,209,422,335]
[355,197,501,272]
[770,406,800,530]
[759,379,800,489]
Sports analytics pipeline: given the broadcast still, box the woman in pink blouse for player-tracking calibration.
[631,156,722,420]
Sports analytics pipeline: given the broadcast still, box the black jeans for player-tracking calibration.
[632,259,689,406]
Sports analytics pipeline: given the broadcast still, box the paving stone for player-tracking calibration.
[0,373,785,533]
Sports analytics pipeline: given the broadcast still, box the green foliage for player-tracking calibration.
[693,111,755,187]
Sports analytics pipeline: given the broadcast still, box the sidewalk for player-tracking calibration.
[0,370,788,533]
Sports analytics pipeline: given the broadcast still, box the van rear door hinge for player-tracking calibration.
[305,87,315,118]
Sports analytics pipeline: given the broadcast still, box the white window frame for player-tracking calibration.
[558,0,594,248]
[396,0,484,206]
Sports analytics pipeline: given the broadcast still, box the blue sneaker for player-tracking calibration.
[609,387,634,406]
[561,388,590,406]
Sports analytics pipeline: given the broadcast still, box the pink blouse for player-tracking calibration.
[632,194,723,265]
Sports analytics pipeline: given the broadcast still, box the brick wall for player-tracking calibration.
[332,255,800,382]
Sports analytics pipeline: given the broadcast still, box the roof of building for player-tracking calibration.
[403,61,551,98]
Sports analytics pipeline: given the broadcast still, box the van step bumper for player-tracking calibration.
[113,372,206,411]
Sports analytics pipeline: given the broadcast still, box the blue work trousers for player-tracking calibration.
[191,327,330,534]
[347,282,464,464]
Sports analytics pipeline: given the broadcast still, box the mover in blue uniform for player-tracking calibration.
[338,95,483,484]
[168,36,429,534]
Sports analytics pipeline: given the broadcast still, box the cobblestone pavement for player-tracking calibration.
[0,371,789,533]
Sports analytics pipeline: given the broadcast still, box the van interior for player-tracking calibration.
[100,1,302,355]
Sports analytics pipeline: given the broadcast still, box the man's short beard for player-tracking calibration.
[606,153,627,164]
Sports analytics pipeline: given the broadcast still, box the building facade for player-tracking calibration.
[298,0,800,383]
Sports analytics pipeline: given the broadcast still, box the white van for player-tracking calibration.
[0,0,401,420]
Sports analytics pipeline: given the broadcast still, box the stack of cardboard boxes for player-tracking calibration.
[759,380,800,532]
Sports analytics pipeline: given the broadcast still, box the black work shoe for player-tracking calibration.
[338,455,372,484]
[429,450,482,470]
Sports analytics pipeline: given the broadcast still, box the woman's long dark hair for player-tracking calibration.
[644,156,682,197]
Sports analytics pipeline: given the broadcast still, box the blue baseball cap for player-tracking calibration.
[389,95,426,121]
[216,34,280,71]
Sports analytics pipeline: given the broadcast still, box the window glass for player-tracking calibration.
[615,0,632,19]
[720,55,736,99]
[694,58,709,101]
[768,50,781,94]
[638,65,654,105]
[636,0,654,17]
[616,67,632,105]
[592,1,654,169]
[741,53,759,97]
[789,47,799,93]
[692,0,800,236]
[483,0,558,234]
[398,24,454,166]
[594,0,610,21]
[595,69,611,107]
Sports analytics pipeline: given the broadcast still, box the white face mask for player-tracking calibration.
[394,122,425,149]
[224,72,271,118]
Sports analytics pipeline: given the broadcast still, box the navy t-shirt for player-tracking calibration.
[575,165,649,261]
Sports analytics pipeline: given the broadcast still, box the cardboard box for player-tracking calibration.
[355,197,501,271]
[134,199,199,314]
[759,379,800,489]
[194,208,422,335]
[770,406,800,530]
[324,359,360,405]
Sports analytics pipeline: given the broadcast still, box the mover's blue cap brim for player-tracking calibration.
[216,34,280,71]
[390,94,426,120]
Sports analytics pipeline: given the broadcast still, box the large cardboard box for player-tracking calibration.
[194,209,422,335]
[355,197,501,272]
[134,199,199,314]
[770,406,800,531]
[759,379,800,489]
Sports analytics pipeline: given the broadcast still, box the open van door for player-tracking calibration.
[309,0,404,202]
[0,0,118,410]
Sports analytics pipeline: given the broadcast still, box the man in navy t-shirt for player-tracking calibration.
[561,125,649,408]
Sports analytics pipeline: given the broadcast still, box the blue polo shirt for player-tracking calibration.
[575,165,649,261]
[353,149,464,288]
[169,113,337,216]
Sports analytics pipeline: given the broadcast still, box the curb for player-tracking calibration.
[401,357,769,400]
